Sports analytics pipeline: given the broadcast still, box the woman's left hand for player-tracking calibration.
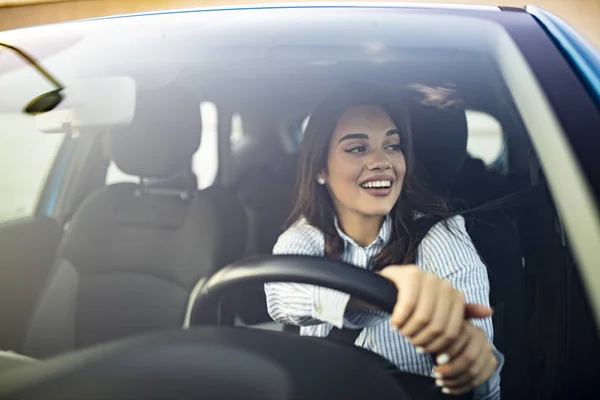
[433,321,497,395]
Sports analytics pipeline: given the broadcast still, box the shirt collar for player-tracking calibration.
[333,214,392,249]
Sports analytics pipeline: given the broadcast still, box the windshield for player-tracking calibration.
[4,7,598,400]
[0,8,529,223]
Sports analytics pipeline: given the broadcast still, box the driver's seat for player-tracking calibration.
[22,88,247,358]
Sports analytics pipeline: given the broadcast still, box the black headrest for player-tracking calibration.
[236,165,293,208]
[408,88,468,191]
[108,87,201,179]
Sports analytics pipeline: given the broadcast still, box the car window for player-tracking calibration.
[230,113,245,151]
[465,110,504,166]
[0,113,64,223]
[105,101,218,190]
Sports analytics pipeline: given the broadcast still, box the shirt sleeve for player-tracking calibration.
[264,222,352,329]
[419,215,503,400]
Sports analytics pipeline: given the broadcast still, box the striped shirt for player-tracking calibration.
[264,214,503,400]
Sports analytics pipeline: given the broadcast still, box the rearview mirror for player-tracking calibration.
[0,42,65,115]
[24,88,64,115]
[35,77,136,133]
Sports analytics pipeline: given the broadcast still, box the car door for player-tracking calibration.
[508,8,600,398]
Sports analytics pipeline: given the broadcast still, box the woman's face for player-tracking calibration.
[320,105,407,220]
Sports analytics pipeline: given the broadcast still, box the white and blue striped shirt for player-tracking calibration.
[265,214,502,400]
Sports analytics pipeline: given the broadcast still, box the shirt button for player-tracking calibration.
[317,306,323,314]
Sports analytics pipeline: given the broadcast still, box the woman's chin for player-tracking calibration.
[359,207,394,218]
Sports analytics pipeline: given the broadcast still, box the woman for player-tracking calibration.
[264,84,503,399]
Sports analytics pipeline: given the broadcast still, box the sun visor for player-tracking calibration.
[36,77,136,133]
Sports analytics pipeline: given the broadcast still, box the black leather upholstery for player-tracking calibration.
[23,88,247,358]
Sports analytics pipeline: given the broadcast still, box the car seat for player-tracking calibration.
[23,87,248,358]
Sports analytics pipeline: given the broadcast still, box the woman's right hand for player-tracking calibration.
[378,265,492,355]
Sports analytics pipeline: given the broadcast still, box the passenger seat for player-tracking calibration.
[23,87,247,358]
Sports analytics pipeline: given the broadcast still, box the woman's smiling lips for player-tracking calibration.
[358,174,396,197]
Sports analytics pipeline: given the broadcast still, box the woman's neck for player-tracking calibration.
[336,212,385,247]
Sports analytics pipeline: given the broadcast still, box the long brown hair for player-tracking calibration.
[287,83,452,270]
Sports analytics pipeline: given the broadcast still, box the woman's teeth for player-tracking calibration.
[361,180,392,189]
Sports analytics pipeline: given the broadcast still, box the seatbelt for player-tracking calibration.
[326,215,443,345]
[287,187,540,341]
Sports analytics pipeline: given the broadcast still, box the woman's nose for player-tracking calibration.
[367,151,392,171]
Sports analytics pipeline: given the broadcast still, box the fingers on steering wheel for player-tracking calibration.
[387,267,422,329]
[440,347,487,388]
[399,273,438,337]
[440,346,495,395]
[410,280,456,353]
[435,326,486,383]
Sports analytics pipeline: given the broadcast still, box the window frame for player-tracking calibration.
[34,133,73,219]
[491,10,600,325]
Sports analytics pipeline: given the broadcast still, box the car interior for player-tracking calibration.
[3,74,585,398]
[1,8,599,400]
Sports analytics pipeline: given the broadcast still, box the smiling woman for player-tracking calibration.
[265,83,502,399]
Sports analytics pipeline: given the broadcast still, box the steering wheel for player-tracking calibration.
[189,255,469,400]
[0,256,468,400]
[189,255,398,325]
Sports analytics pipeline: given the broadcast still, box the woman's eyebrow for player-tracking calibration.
[386,129,400,137]
[338,133,369,143]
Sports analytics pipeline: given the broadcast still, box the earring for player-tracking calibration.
[317,177,326,185]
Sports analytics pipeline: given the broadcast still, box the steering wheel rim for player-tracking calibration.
[188,255,469,400]
[189,255,398,326]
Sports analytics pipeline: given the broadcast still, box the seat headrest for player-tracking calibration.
[107,88,201,179]
[236,165,293,208]
[408,87,468,191]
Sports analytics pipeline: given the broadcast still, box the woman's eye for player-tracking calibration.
[385,144,402,152]
[345,146,366,153]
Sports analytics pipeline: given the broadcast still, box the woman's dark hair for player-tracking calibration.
[287,82,452,270]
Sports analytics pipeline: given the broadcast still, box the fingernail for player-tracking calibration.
[434,372,443,379]
[436,353,450,365]
[435,379,444,387]
[442,387,451,394]
[416,346,425,354]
